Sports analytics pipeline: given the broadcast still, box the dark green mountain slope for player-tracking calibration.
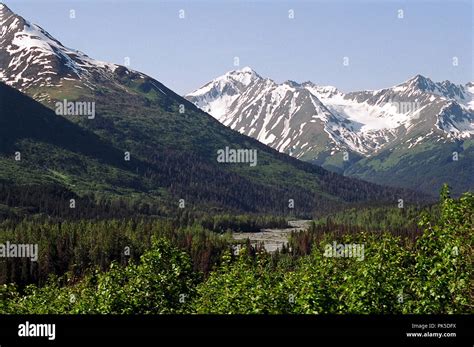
[345,138,474,197]
[0,79,427,218]
[0,4,429,218]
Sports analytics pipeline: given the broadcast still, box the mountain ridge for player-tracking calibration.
[186,67,473,195]
[0,4,428,217]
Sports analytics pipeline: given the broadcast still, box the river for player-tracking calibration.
[232,220,312,252]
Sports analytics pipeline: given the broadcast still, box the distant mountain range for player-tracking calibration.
[186,67,474,195]
[0,3,425,217]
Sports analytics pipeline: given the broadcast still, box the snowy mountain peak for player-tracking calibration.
[187,67,261,97]
[238,66,258,74]
[0,3,13,15]
[283,80,301,88]
[185,67,266,118]
[402,74,437,91]
[224,66,262,86]
[390,74,471,104]
[188,69,473,159]
[0,3,22,27]
[302,82,343,100]
[0,5,125,93]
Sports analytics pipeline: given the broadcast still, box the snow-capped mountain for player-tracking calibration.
[187,68,473,195]
[187,68,473,160]
[187,67,262,120]
[0,4,109,88]
[188,68,355,159]
[0,3,155,102]
[190,70,342,155]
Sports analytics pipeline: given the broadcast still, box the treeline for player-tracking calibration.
[0,181,163,220]
[313,204,439,233]
[0,213,287,287]
[0,219,233,287]
[0,186,471,314]
[175,211,288,233]
[287,204,439,256]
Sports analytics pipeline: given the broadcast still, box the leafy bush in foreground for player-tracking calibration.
[194,186,472,314]
[1,239,196,314]
[0,186,472,314]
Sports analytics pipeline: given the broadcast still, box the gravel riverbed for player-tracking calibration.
[232,220,312,252]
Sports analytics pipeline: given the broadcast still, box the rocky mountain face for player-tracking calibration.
[186,68,473,195]
[0,3,115,90]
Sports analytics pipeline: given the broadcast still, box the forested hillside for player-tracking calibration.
[1,186,471,314]
[0,81,430,218]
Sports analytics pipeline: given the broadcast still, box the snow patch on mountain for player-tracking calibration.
[187,67,262,120]
[186,69,473,159]
[0,3,136,92]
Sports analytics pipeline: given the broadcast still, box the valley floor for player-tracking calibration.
[233,220,311,252]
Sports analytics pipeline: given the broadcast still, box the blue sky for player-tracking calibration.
[5,0,473,94]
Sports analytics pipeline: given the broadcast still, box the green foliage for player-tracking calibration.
[193,250,287,314]
[0,219,231,286]
[2,239,196,314]
[190,213,288,233]
[91,238,197,314]
[193,187,472,314]
[410,185,473,313]
[289,204,437,255]
[345,139,474,196]
[312,204,434,234]
[0,187,471,314]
